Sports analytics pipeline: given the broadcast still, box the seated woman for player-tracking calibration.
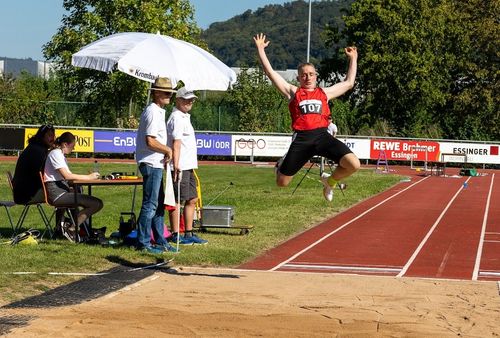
[43,132,103,241]
[13,124,55,205]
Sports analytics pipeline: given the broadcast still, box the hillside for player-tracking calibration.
[201,0,354,70]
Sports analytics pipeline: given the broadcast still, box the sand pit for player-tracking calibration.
[2,266,500,337]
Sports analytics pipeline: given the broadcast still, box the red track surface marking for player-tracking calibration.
[279,177,468,275]
[477,174,500,281]
[400,176,482,279]
[240,169,500,281]
[239,176,431,271]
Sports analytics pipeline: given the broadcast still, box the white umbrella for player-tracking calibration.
[71,32,236,91]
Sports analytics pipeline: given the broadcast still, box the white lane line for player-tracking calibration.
[397,177,472,278]
[269,176,431,271]
[473,173,495,280]
[479,271,500,277]
[281,263,401,273]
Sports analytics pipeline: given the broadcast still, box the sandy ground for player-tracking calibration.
[3,267,500,337]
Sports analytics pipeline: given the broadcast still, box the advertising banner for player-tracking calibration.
[25,128,94,153]
[232,135,292,157]
[94,131,137,153]
[0,128,24,150]
[338,138,371,160]
[370,139,440,161]
[196,133,232,156]
[439,142,500,164]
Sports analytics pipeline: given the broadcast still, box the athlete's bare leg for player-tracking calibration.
[331,153,360,181]
[276,173,294,187]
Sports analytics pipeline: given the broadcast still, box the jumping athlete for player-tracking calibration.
[253,33,360,201]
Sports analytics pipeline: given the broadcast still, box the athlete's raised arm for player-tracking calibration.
[254,33,296,100]
[323,47,357,100]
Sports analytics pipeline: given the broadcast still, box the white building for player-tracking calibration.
[0,57,55,79]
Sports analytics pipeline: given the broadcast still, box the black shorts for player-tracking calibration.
[172,169,198,202]
[279,128,353,176]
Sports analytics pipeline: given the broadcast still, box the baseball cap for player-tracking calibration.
[176,87,197,100]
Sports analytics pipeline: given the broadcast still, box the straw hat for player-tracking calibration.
[149,77,176,93]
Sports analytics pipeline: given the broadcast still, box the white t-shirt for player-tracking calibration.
[327,122,338,136]
[44,148,71,182]
[136,102,167,168]
[166,107,198,170]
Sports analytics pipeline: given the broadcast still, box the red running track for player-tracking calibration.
[239,169,500,281]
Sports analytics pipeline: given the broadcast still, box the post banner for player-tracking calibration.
[196,133,232,156]
[370,139,440,161]
[94,131,137,153]
[25,128,94,153]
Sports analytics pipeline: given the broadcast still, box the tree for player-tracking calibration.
[226,68,291,133]
[43,0,203,128]
[321,0,499,140]
[0,72,62,124]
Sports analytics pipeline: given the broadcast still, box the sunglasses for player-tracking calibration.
[40,124,54,132]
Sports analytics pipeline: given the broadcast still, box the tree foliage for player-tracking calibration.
[321,0,499,140]
[226,69,291,133]
[43,0,202,128]
[202,0,354,70]
[0,72,62,124]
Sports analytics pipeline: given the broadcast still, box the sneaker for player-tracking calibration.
[61,222,77,242]
[320,173,334,202]
[160,243,180,253]
[140,246,165,254]
[168,233,194,245]
[186,233,208,245]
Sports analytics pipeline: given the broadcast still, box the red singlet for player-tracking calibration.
[288,87,330,131]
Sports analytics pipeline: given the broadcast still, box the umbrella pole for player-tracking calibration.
[146,82,151,103]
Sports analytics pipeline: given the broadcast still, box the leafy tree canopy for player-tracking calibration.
[321,0,499,140]
[43,0,203,128]
[202,0,354,70]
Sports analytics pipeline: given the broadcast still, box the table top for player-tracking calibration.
[72,178,143,186]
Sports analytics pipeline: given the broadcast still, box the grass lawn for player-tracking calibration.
[0,159,402,303]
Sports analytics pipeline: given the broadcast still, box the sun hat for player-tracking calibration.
[176,87,197,100]
[149,77,176,92]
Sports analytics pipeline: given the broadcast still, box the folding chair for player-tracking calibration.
[0,200,16,234]
[6,171,53,238]
[39,172,86,242]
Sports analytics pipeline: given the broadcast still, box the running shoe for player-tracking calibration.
[187,233,208,245]
[61,222,77,242]
[169,233,194,245]
[140,246,165,254]
[160,243,180,253]
[320,173,334,202]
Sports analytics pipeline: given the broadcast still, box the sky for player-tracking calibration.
[0,0,292,61]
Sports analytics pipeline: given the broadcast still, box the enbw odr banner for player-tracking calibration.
[24,128,94,153]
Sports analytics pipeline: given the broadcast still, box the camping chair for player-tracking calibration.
[6,171,53,238]
[0,199,16,234]
[39,172,88,242]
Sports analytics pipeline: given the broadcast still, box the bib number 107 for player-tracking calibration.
[299,101,322,114]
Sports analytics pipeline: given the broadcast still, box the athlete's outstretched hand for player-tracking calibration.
[253,33,270,50]
[344,46,358,59]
